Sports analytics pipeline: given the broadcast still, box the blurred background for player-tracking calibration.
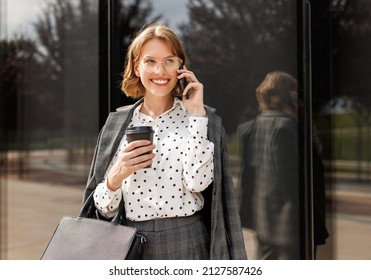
[0,0,370,259]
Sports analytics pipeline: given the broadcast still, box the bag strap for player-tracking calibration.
[112,197,128,225]
[78,190,128,226]
[78,191,96,218]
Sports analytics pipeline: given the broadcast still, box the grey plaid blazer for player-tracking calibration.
[81,98,247,260]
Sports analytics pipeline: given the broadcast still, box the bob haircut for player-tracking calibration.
[121,22,187,99]
[255,71,298,112]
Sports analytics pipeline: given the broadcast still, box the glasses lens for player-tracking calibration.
[163,57,180,69]
[140,57,181,72]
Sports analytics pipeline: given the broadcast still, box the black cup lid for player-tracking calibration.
[125,126,154,134]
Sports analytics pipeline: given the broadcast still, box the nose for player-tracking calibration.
[154,62,166,74]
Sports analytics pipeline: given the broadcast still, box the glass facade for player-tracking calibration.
[0,0,370,260]
[0,0,100,259]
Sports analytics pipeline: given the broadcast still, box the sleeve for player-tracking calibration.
[182,116,215,192]
[93,179,122,218]
[271,121,300,208]
[81,127,103,204]
[221,125,248,259]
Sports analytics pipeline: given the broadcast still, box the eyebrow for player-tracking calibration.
[141,55,177,60]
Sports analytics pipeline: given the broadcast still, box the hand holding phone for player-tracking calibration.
[178,63,191,99]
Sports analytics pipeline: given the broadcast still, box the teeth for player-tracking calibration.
[153,80,168,84]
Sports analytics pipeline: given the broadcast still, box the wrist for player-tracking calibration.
[106,177,121,191]
[190,113,207,117]
[188,108,207,117]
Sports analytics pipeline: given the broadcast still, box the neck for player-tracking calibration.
[141,96,174,119]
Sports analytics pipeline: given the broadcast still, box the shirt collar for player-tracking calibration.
[132,97,183,121]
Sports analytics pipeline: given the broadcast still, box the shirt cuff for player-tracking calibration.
[101,179,122,197]
[189,116,208,138]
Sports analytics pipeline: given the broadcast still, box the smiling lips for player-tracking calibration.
[152,79,169,85]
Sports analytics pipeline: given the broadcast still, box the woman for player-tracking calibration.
[81,22,247,260]
[237,71,328,259]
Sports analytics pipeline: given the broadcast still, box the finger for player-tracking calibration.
[177,68,198,81]
[130,157,154,172]
[183,86,193,100]
[124,143,155,159]
[138,159,154,169]
[183,82,203,98]
[178,73,198,84]
[124,140,152,151]
[126,145,155,161]
[131,152,155,165]
[118,143,153,161]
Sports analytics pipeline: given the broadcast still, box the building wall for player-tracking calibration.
[1,0,370,260]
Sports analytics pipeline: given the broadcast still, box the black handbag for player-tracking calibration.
[41,192,146,260]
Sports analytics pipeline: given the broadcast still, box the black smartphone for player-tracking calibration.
[178,63,190,99]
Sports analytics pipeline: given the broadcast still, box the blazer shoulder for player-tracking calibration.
[237,118,256,135]
[205,105,222,124]
[116,104,135,113]
[115,98,143,113]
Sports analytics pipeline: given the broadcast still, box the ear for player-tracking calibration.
[134,61,140,77]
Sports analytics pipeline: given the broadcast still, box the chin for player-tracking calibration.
[148,91,172,98]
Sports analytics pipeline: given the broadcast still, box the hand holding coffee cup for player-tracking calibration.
[126,126,155,168]
[106,127,155,191]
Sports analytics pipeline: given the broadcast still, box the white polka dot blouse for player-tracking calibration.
[94,98,215,221]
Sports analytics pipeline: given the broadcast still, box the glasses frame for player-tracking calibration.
[136,56,183,73]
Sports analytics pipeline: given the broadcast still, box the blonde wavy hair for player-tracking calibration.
[121,22,187,99]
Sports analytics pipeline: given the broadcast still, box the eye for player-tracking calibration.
[164,58,176,66]
[143,58,157,66]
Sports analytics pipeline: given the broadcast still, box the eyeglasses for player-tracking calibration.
[137,56,183,73]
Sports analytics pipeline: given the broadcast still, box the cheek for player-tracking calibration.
[139,73,152,88]
[170,73,179,85]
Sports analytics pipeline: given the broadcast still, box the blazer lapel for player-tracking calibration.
[94,100,143,181]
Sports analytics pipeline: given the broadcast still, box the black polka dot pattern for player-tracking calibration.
[93,99,214,221]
